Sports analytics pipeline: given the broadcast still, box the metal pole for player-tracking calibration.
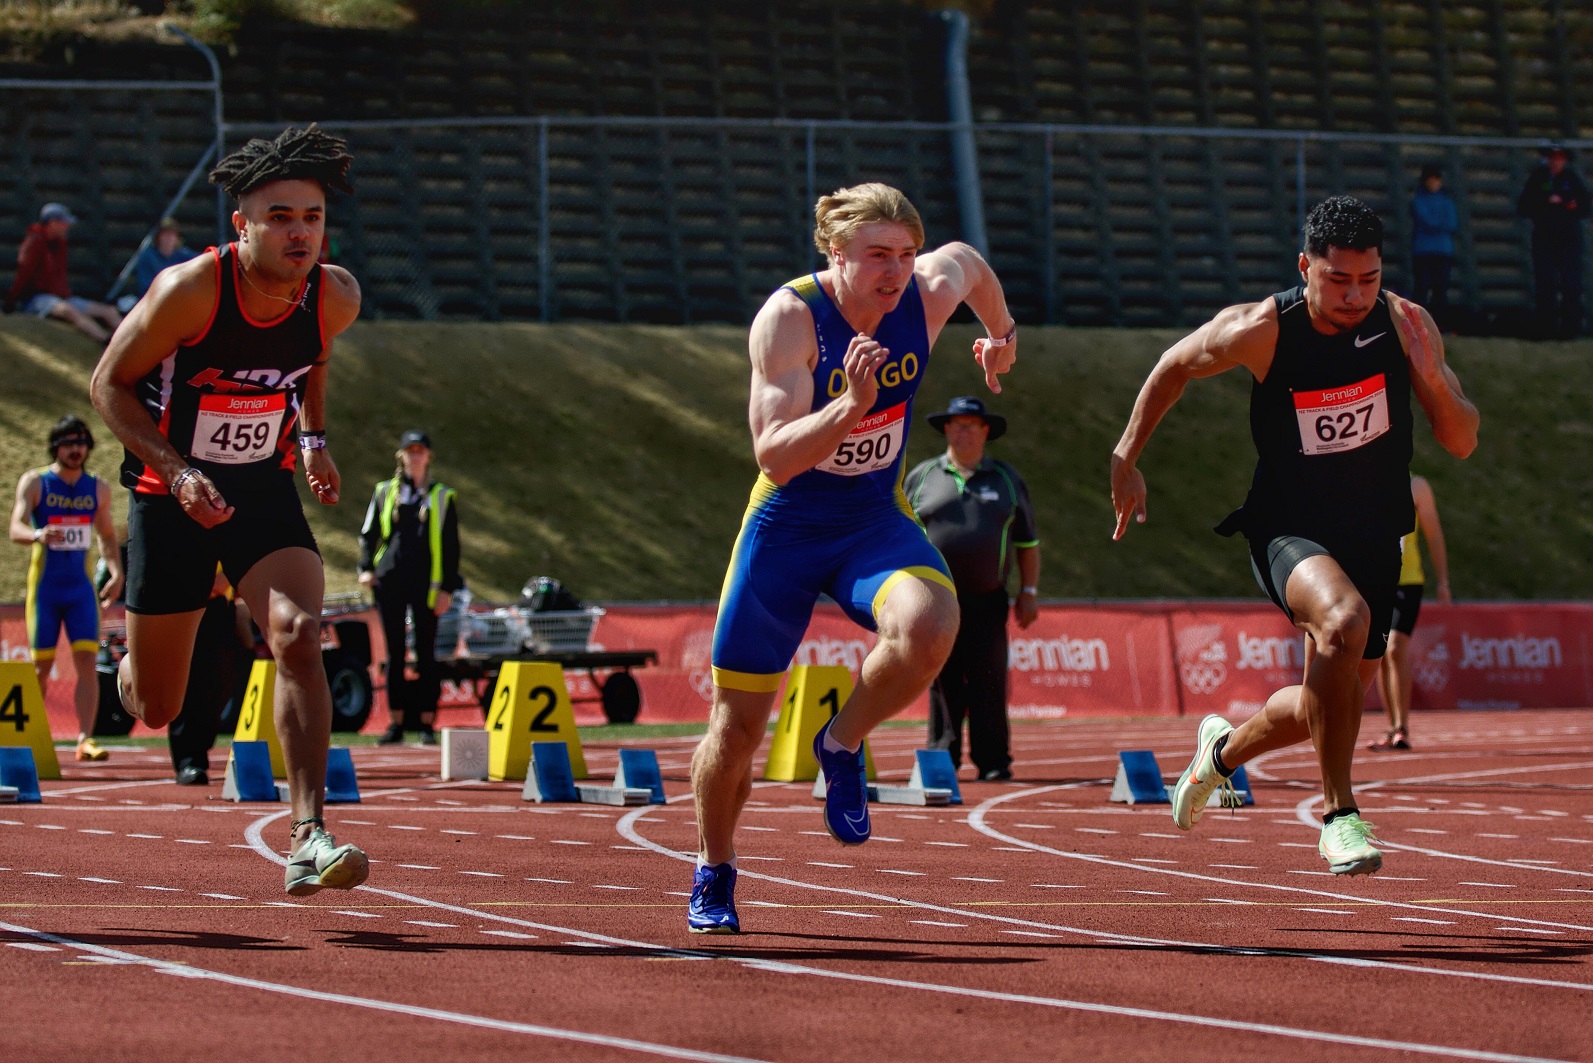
[805,122,817,271]
[1044,129,1056,324]
[538,117,550,323]
[164,25,226,244]
[1296,137,1307,242]
[941,10,989,256]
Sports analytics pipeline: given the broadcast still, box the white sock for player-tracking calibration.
[822,728,859,755]
[696,855,736,870]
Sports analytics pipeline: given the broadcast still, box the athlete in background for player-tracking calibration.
[689,182,1018,933]
[9,415,123,761]
[1369,474,1451,752]
[91,125,368,896]
[1111,196,1478,876]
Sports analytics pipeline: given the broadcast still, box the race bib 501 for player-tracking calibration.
[817,401,906,476]
[1294,373,1390,456]
[45,515,91,552]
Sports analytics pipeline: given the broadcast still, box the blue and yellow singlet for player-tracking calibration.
[711,274,954,693]
[26,467,101,659]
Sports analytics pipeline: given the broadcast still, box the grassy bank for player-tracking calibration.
[2,315,1587,603]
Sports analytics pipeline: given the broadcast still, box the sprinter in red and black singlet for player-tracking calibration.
[92,125,370,898]
[1110,197,1479,878]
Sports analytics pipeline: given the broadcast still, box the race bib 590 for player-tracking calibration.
[1294,374,1390,456]
[192,392,288,464]
[817,401,906,476]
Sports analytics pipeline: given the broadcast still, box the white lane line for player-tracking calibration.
[80,877,121,884]
[7,941,61,951]
[924,841,968,847]
[1001,930,1059,938]
[1496,927,1563,936]
[911,920,967,928]
[397,864,441,871]
[176,839,210,845]
[593,885,639,891]
[952,877,1001,883]
[459,871,503,878]
[0,920,771,1063]
[1295,909,1354,916]
[823,910,878,919]
[526,878,570,884]
[335,910,382,919]
[1211,865,1257,870]
[877,870,925,876]
[388,825,425,831]
[807,862,851,869]
[480,929,536,939]
[405,920,458,928]
[496,835,536,841]
[1459,883,1516,889]
[1393,917,1454,926]
[200,893,243,900]
[550,840,591,846]
[77,829,114,835]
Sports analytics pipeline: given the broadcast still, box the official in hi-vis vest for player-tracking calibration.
[358,430,461,745]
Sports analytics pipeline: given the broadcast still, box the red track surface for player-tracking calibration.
[2,710,1591,1062]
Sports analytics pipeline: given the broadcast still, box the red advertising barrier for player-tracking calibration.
[5,599,1591,736]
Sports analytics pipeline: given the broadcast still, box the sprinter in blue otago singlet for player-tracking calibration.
[9,415,122,760]
[687,183,1022,935]
[710,272,953,691]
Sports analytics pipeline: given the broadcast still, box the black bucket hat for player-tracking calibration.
[926,396,1007,441]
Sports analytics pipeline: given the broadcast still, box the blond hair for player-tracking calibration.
[813,183,924,262]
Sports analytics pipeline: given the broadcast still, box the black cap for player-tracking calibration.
[398,429,431,450]
[926,396,1007,441]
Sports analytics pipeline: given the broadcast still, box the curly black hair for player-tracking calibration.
[1303,195,1383,258]
[208,124,354,200]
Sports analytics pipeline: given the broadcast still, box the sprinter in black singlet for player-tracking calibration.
[1109,197,1479,876]
[91,126,369,896]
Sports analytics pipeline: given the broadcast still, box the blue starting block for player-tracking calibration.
[325,747,361,804]
[1219,764,1256,807]
[908,748,963,805]
[0,747,42,803]
[223,740,280,802]
[614,748,666,804]
[1108,750,1171,805]
[522,741,579,803]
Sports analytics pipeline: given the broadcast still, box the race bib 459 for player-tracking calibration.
[1294,373,1390,456]
[192,392,288,464]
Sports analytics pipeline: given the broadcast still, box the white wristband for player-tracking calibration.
[984,326,1017,348]
[1020,586,1038,596]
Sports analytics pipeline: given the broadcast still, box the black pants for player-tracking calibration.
[928,587,1011,775]
[1411,254,1452,313]
[376,582,439,727]
[168,596,248,774]
[1532,234,1584,338]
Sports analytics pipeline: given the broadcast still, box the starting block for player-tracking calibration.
[440,728,490,781]
[0,747,43,803]
[0,786,17,803]
[522,740,579,802]
[1217,764,1256,807]
[325,747,361,804]
[222,740,282,802]
[614,748,666,804]
[574,782,654,806]
[1108,750,1171,804]
[0,662,61,780]
[907,748,963,805]
[813,767,954,807]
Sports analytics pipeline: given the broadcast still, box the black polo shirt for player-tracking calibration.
[903,455,1038,595]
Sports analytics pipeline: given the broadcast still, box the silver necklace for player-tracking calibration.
[239,262,306,309]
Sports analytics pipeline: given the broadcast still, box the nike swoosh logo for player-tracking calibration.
[1353,332,1386,347]
[843,811,868,828]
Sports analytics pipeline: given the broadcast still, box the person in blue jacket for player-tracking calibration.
[1410,164,1458,319]
[116,217,198,314]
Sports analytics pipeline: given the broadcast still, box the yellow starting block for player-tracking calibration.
[233,659,286,778]
[763,664,876,783]
[487,661,586,781]
[0,662,61,780]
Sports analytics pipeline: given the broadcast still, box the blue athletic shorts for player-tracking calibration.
[711,502,953,693]
[27,579,100,659]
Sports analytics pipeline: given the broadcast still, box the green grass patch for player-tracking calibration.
[3,315,1587,604]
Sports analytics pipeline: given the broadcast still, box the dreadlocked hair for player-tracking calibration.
[208,124,354,200]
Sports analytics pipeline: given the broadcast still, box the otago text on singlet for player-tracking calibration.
[760,273,931,521]
[31,468,97,584]
[1229,287,1414,542]
[121,243,324,494]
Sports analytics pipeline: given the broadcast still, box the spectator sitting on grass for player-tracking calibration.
[116,216,197,314]
[4,203,123,342]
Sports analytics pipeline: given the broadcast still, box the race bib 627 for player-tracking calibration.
[1294,373,1390,456]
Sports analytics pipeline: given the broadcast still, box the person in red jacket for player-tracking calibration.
[5,203,122,342]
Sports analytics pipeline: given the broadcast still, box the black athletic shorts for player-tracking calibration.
[1245,533,1401,660]
[125,472,318,615]
[1389,583,1424,637]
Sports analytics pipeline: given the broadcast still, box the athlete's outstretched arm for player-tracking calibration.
[916,242,1018,393]
[8,472,43,546]
[1411,475,1451,605]
[747,290,888,485]
[89,257,234,526]
[299,264,359,506]
[1110,300,1276,540]
[1388,294,1478,460]
[92,478,123,606]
